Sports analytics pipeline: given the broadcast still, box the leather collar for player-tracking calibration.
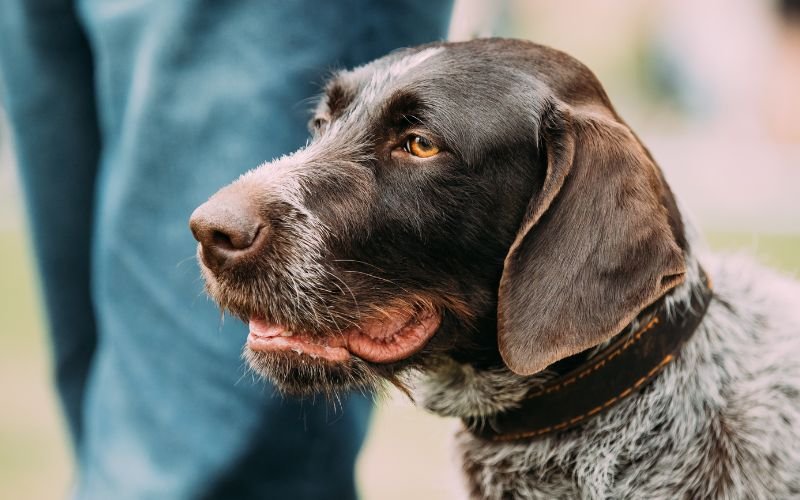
[465,267,713,442]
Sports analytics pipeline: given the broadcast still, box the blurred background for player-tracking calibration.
[1,0,798,498]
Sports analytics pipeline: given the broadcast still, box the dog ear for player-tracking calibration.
[497,102,686,376]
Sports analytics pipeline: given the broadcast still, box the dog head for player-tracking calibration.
[189,39,686,397]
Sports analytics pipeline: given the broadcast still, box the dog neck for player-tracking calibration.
[418,243,712,439]
[464,266,712,441]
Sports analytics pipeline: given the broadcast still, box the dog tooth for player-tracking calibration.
[280,330,294,337]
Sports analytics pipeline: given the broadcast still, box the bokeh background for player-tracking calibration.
[2,0,799,498]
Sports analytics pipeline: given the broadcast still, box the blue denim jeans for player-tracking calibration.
[0,1,452,498]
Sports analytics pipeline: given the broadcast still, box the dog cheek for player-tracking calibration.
[300,165,377,240]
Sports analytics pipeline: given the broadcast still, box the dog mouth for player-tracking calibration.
[247,309,441,364]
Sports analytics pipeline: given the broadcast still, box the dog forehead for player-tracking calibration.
[330,42,549,119]
[328,39,612,113]
[336,46,446,105]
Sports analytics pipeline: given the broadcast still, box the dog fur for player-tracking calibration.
[420,231,800,499]
[191,39,800,498]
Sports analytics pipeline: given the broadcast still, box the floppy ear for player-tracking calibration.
[497,102,686,376]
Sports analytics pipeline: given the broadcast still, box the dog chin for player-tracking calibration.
[242,348,381,397]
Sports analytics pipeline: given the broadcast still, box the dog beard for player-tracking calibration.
[242,348,384,399]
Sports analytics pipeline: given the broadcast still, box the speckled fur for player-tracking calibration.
[190,39,800,497]
[420,231,800,499]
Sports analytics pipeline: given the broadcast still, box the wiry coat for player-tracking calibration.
[420,241,800,499]
[189,38,800,499]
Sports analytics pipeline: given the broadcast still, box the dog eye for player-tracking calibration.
[404,135,439,158]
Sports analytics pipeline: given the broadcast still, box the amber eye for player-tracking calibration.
[404,135,440,158]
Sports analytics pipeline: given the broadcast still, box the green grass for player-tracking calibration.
[1,229,798,499]
[0,229,71,499]
[706,232,800,274]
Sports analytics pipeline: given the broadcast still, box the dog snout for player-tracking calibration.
[189,191,266,273]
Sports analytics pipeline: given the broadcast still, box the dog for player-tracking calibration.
[189,39,800,498]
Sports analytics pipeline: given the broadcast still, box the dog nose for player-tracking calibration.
[189,194,266,273]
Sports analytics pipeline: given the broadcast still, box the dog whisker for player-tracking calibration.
[175,254,200,268]
[322,268,362,319]
[332,258,389,274]
[341,269,413,296]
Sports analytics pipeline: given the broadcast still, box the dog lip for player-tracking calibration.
[246,310,441,364]
[249,320,293,338]
[346,310,441,363]
[247,331,351,362]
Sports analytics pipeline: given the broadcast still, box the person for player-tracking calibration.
[0,1,453,498]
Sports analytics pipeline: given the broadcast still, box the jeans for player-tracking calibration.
[0,1,452,498]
